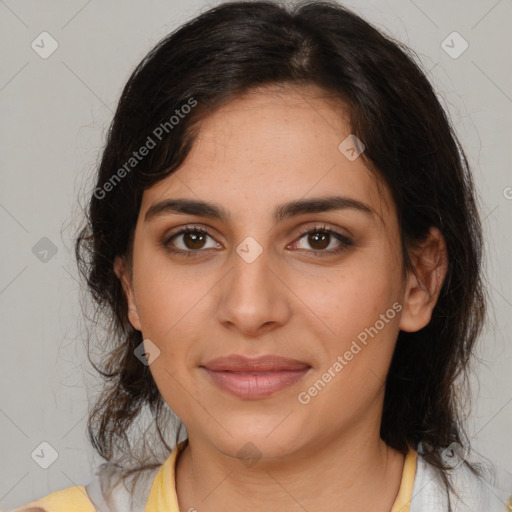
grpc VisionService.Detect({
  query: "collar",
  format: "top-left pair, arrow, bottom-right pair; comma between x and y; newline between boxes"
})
145,439 -> 188,511
391,447 -> 418,512
146,441 -> 417,512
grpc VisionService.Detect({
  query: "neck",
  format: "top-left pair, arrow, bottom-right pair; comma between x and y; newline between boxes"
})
175,425 -> 406,512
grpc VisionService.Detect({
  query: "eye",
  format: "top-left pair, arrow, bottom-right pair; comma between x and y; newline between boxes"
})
162,224 -> 353,258
162,226 -> 221,256
289,225 -> 353,256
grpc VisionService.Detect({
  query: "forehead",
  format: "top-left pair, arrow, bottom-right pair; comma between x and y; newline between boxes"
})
139,85 -> 396,225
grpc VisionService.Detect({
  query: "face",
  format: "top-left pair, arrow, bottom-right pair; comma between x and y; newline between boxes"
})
116,85 -> 435,461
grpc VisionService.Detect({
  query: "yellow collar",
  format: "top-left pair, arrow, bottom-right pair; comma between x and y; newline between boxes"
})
146,441 -> 417,512
391,448 -> 418,512
145,440 -> 187,511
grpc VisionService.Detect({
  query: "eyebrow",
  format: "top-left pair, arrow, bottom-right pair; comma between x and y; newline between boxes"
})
144,195 -> 375,224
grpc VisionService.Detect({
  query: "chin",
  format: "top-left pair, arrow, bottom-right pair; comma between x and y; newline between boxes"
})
203,413 -> 308,462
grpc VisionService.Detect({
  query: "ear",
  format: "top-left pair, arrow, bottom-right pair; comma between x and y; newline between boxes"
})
114,256 -> 142,331
399,227 -> 448,333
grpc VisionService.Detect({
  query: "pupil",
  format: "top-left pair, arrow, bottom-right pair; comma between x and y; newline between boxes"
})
309,231 -> 329,250
186,231 -> 205,249
183,231 -> 332,251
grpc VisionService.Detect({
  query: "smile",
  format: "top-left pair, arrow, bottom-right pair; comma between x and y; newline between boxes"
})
202,368 -> 311,399
201,354 -> 311,399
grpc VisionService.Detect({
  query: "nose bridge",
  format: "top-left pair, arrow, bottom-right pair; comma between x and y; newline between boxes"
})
216,239 -> 290,333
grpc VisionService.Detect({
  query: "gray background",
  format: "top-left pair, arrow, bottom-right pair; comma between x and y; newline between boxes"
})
0,0 -> 511,508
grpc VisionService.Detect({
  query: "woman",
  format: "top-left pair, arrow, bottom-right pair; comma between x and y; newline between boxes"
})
14,1 -> 511,511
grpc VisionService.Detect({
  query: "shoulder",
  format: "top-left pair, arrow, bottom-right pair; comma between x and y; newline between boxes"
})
10,486 -> 95,512
84,460 -> 160,511
11,462 -> 159,512
411,452 -> 512,512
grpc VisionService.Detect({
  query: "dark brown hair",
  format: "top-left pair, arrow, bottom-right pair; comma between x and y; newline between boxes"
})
75,0 -> 486,501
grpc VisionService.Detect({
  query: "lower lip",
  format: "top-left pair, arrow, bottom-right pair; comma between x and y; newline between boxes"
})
202,368 -> 310,399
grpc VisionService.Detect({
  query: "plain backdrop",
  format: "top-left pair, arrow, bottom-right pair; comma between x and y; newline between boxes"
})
0,0 -> 511,508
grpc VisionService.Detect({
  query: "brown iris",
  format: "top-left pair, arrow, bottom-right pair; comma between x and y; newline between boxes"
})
308,231 -> 330,250
184,231 -> 207,250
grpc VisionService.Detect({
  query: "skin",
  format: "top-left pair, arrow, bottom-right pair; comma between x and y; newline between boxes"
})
115,84 -> 447,511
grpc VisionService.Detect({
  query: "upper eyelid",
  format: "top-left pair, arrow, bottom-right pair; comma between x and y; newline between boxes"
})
165,224 -> 219,241
295,223 -> 350,238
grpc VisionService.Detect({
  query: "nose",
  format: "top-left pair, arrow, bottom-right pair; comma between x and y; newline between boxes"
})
215,245 -> 292,337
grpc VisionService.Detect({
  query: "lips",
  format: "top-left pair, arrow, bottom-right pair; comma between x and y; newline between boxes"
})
203,355 -> 310,372
201,355 -> 311,399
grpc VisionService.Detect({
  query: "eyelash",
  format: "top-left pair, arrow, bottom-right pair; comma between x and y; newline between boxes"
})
162,224 -> 354,258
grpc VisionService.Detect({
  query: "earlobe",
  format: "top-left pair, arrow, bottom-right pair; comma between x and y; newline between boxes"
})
399,227 -> 448,333
113,256 -> 142,331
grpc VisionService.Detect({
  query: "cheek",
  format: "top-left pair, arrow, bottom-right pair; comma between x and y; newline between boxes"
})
131,259 -> 216,389
134,265 -> 207,416
295,255 -> 403,411
132,245 -> 203,339
295,253 -> 401,341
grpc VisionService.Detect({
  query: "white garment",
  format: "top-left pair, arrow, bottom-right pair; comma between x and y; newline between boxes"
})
409,455 -> 510,511
85,463 -> 159,512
